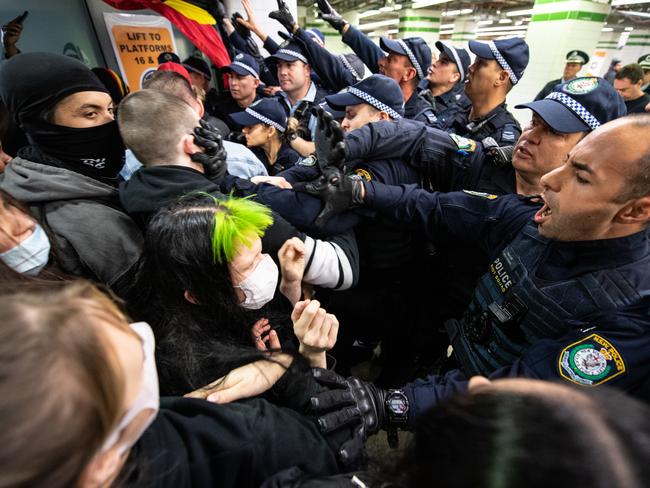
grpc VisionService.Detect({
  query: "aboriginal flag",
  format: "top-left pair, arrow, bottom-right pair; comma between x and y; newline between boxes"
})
102,0 -> 231,68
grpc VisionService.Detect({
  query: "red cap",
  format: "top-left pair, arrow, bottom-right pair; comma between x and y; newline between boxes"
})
157,62 -> 192,86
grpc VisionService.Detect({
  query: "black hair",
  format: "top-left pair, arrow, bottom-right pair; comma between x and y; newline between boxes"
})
382,384 -> 650,488
125,194 -> 285,395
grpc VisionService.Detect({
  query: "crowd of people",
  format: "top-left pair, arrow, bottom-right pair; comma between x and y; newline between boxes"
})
2,0 -> 650,486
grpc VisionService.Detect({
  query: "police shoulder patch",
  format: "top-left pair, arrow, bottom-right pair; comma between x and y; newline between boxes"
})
462,190 -> 498,199
558,333 -> 626,386
298,155 -> 317,167
449,133 -> 477,153
501,124 -> 517,142
355,168 -> 372,181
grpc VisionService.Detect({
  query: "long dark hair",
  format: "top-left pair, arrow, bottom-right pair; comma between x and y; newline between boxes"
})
125,193 -> 279,395
382,383 -> 650,487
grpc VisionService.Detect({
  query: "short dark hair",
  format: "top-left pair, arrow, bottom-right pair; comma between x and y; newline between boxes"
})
615,63 -> 644,84
615,114 -> 650,202
142,70 -> 197,108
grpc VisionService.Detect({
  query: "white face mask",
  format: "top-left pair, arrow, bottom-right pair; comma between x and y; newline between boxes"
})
0,223 -> 50,276
101,322 -> 160,455
235,253 -> 279,310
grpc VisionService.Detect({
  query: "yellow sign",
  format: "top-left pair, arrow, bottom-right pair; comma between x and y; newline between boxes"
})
104,13 -> 178,91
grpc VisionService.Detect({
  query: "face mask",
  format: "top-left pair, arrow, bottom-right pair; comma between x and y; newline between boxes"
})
0,223 -> 51,276
101,322 -> 160,455
236,254 -> 279,310
21,118 -> 125,180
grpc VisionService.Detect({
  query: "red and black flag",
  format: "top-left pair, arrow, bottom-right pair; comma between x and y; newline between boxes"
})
102,0 -> 231,68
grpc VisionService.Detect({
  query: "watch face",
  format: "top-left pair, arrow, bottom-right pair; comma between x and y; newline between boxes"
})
388,396 -> 408,414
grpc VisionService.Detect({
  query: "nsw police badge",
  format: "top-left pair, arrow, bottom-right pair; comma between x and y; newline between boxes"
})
558,333 -> 626,386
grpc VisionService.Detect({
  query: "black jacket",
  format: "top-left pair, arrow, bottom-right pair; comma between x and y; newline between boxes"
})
131,397 -> 340,487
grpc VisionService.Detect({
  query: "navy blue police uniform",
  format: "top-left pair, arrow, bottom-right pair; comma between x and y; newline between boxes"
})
419,41 -> 471,127
229,98 -> 302,175
359,185 -> 650,417
208,53 -> 263,133
439,38 -> 530,145
292,27 -> 364,93
534,50 -> 590,101
339,25 -> 437,126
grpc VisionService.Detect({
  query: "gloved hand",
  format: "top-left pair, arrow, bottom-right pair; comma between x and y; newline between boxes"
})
293,166 -> 364,226
210,0 -> 227,21
269,0 -> 298,34
192,119 -> 228,183
231,12 -> 251,38
312,107 -> 346,172
482,137 -> 514,168
316,0 -> 347,32
310,368 -> 387,469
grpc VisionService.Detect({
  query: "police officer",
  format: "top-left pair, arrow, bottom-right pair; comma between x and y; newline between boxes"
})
182,56 -> 212,94
535,49 -> 589,101
316,0 -> 437,125
300,78 -> 626,372
419,41 -> 471,128
209,52 -> 262,133
639,53 -> 650,95
268,0 -> 364,93
268,39 -> 330,118
442,37 -> 529,145
307,115 -> 650,458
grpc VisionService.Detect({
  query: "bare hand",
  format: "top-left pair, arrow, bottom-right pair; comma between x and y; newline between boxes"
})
292,300 -> 339,367
263,86 -> 283,96
185,355 -> 293,403
278,237 -> 306,283
250,317 -> 282,351
2,17 -> 23,48
239,0 -> 258,31
250,175 -> 293,189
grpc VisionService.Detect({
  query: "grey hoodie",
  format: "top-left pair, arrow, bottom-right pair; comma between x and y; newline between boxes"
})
1,157 -> 143,285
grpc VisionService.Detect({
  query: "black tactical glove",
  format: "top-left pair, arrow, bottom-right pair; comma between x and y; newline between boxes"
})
231,12 -> 251,38
482,136 -> 514,168
316,0 -> 347,32
312,107 -> 346,172
293,166 -> 364,226
269,0 -> 297,34
192,118 -> 228,183
310,369 -> 387,469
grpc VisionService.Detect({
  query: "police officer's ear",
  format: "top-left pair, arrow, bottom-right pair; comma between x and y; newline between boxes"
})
614,195 -> 650,226
402,65 -> 417,83
450,69 -> 461,85
494,68 -> 510,88
377,111 -> 390,121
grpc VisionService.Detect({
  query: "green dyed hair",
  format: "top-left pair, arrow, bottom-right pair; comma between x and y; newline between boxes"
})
204,194 -> 274,264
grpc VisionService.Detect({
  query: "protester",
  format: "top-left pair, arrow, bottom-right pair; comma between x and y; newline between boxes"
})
0,52 -> 142,287
614,63 -> 650,114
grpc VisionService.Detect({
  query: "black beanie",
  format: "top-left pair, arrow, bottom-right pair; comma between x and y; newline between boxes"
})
0,52 -> 108,123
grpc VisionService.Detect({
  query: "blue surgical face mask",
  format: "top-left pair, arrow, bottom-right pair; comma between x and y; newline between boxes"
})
0,223 -> 51,276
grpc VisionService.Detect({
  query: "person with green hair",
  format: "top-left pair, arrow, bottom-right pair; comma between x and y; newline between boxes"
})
125,193 -> 339,396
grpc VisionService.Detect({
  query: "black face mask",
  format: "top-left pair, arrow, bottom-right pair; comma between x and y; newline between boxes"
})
21,118 -> 125,181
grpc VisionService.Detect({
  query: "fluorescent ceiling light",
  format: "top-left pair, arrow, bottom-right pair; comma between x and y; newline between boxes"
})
612,0 -> 650,5
412,0 -> 453,8
359,18 -> 400,30
477,19 -> 494,25
386,28 -> 399,33
476,25 -> 528,33
506,8 -> 534,16
359,10 -> 381,18
379,6 -> 393,12
440,23 -> 454,29
625,26 -> 634,30
617,9 -> 650,17
442,8 -> 473,16
602,27 -> 614,31
498,18 -> 513,24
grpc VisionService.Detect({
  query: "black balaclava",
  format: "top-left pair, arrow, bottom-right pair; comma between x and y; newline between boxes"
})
0,52 -> 125,184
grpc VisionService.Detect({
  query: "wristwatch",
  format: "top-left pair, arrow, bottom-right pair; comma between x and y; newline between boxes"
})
385,389 -> 409,448
286,131 -> 298,142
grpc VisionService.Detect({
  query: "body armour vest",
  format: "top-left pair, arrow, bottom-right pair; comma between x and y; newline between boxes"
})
445,223 -> 650,376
